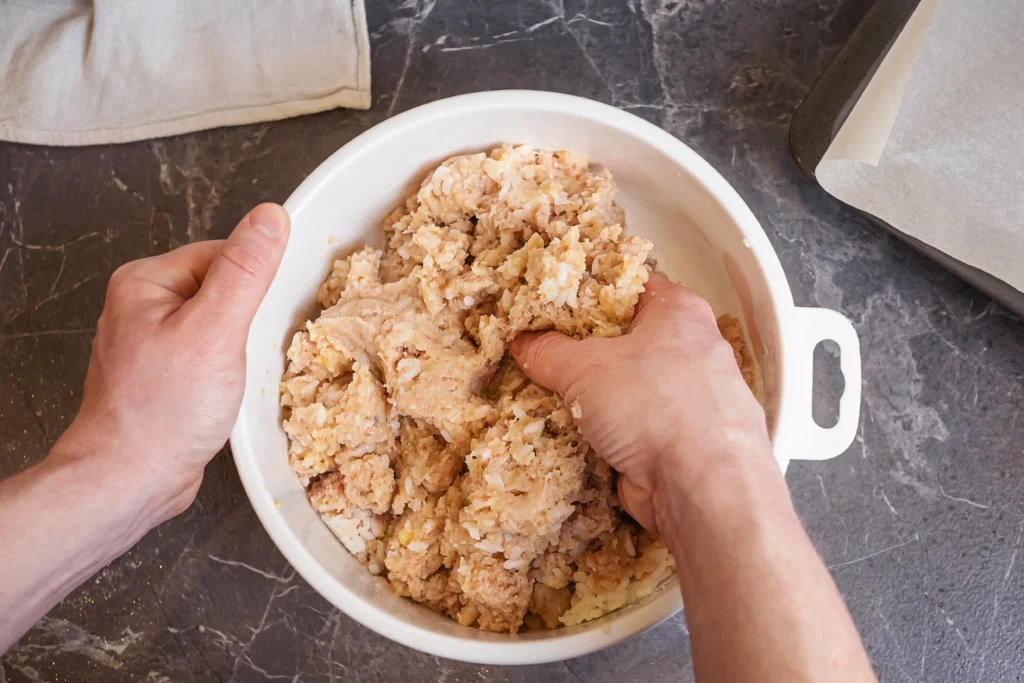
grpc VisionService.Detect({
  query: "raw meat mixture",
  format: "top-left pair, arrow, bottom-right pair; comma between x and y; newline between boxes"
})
280,145 -> 754,632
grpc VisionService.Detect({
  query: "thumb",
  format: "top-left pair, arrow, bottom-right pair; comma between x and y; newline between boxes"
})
509,330 -> 579,395
193,203 -> 290,337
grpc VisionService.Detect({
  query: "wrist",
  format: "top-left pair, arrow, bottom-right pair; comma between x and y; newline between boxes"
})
50,416 -> 202,528
651,436 -> 794,552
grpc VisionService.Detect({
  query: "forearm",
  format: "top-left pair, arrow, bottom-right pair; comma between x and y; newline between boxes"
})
0,440 -> 186,654
656,447 -> 876,682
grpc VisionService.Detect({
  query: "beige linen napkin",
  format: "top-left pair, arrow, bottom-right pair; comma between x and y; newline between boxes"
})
0,0 -> 370,146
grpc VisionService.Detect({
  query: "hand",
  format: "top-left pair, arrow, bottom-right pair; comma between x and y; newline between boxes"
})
510,272 -> 773,536
50,203 -> 290,523
517,274 -> 877,683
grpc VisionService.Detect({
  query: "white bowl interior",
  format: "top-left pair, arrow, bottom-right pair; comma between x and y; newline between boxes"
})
232,93 -> 787,664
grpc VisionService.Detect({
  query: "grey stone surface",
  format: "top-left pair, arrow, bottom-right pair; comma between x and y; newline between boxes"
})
2,0 -> 1023,681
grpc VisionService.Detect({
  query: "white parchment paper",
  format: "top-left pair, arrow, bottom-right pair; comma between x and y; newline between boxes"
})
816,0 -> 1024,294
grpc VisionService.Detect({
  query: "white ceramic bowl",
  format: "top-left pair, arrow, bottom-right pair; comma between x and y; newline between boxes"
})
230,90 -> 862,665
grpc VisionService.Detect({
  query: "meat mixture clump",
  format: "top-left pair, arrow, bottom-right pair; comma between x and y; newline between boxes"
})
281,146 -> 755,632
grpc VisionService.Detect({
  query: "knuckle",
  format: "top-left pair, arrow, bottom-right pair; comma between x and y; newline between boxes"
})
646,291 -> 718,338
218,239 -> 267,280
710,336 -> 739,365
105,263 -> 137,300
108,263 -> 132,287
93,311 -> 112,340
668,289 -> 715,322
690,297 -> 717,323
527,333 -> 561,367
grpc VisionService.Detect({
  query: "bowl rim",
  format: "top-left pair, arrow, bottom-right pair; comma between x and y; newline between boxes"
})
230,89 -> 798,664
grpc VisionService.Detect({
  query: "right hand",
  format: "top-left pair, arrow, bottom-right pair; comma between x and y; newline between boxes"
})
510,272 -> 773,536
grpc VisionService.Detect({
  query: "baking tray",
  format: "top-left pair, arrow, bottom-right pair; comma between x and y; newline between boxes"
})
789,0 -> 1024,317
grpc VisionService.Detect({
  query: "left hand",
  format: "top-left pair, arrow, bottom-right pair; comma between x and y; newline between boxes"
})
50,203 -> 290,521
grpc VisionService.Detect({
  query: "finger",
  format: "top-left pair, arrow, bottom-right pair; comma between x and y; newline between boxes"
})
508,330 -> 579,395
629,271 -> 716,332
633,270 -> 684,316
189,203 -> 290,339
117,241 -> 224,301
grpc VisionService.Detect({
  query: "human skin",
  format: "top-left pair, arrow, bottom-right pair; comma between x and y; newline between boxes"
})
0,203 -> 290,655
0,213 -> 875,681
511,272 -> 877,682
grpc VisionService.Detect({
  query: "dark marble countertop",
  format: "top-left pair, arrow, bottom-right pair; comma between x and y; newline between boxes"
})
3,1 -> 1023,681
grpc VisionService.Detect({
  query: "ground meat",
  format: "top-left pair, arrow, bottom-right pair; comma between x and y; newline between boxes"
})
283,362 -> 395,484
281,145 -> 756,632
719,314 -> 757,392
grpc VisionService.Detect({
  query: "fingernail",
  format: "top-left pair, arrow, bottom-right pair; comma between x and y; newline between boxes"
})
508,336 -> 525,356
251,204 -> 288,240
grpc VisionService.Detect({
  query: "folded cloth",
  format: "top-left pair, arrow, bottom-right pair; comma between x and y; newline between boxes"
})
0,0 -> 370,146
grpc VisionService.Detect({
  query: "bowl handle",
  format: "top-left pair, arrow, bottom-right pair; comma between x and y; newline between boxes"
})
789,307 -> 862,461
